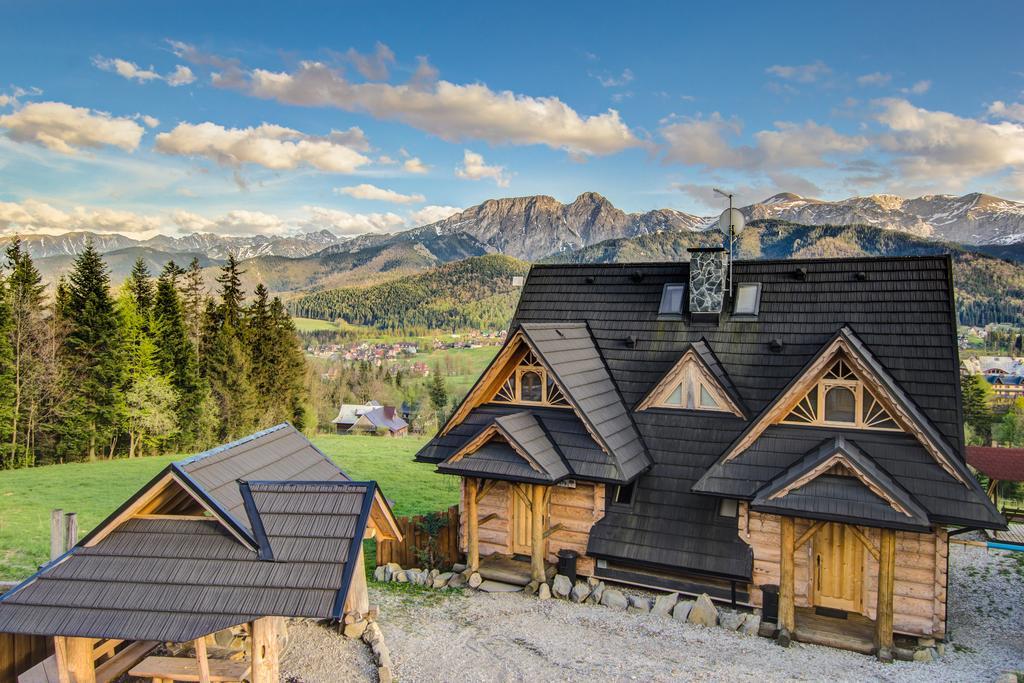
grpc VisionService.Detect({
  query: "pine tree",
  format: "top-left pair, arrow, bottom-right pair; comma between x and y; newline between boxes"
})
216,254 -> 245,329
5,238 -> 46,468
0,269 -> 15,468
428,368 -> 448,412
118,286 -> 174,457
62,241 -> 124,461
181,257 -> 206,347
153,263 -> 206,448
125,257 -> 154,321
961,374 -> 994,444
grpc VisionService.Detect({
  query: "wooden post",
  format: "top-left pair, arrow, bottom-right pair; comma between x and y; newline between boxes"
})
50,509 -> 64,561
343,543 -> 370,617
530,484 -> 546,583
194,637 -> 211,683
466,477 -> 479,572
64,513 -> 78,552
54,636 -> 96,683
778,516 -> 796,645
875,528 -> 896,662
250,617 -> 280,683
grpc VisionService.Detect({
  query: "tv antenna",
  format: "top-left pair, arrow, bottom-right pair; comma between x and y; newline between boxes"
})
713,188 -> 745,290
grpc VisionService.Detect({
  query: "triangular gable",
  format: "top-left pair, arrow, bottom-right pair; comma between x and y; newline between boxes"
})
751,436 -> 930,528
79,465 -> 258,551
441,412 -> 570,482
636,340 -> 746,417
719,327 -> 973,487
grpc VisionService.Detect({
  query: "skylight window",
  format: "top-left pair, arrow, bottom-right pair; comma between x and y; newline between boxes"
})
658,283 -> 686,316
733,282 -> 761,316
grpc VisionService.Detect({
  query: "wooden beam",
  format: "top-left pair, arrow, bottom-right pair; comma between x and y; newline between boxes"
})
132,514 -> 210,521
794,520 -> 825,551
478,512 -> 499,526
510,483 -> 532,511
50,509 -> 64,560
466,477 -> 480,572
778,516 -> 796,640
530,484 -> 546,583
542,522 -> 565,539
55,637 -> 96,683
343,544 -> 370,617
194,638 -> 211,683
250,618 -> 280,683
53,636 -> 71,683
847,525 -> 880,561
476,479 -> 497,504
875,528 -> 896,661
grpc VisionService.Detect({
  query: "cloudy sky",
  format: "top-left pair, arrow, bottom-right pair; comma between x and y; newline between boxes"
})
2,1 -> 1024,239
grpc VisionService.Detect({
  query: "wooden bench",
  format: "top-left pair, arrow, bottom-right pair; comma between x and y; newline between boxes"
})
1002,505 -> 1024,523
129,655 -> 251,682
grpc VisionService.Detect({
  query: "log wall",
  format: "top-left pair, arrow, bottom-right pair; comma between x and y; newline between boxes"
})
459,478 -> 606,575
0,632 -> 53,682
740,505 -> 948,637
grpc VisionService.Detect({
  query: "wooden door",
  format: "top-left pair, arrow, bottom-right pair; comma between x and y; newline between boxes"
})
511,485 -> 533,555
812,522 -> 864,613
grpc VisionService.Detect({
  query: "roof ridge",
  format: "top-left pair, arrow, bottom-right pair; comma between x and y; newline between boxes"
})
175,422 -> 293,467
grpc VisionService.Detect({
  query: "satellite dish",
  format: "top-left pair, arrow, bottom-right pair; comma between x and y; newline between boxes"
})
718,208 -> 745,235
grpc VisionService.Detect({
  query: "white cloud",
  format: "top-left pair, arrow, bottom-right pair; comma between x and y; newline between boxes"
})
300,206 -> 406,235
0,198 -> 161,235
857,72 -> 892,87
660,113 -> 866,170
93,57 -> 161,83
0,86 -> 42,108
900,80 -> 931,95
403,157 -> 429,174
377,155 -> 397,165
345,42 -> 395,81
765,61 -> 831,83
336,183 -> 425,203
140,115 -> 160,128
455,149 -> 509,186
166,65 -> 196,86
154,121 -> 372,173
592,68 -> 634,88
175,46 -> 639,156
989,101 -> 1024,122
0,101 -> 145,154
408,205 -> 461,225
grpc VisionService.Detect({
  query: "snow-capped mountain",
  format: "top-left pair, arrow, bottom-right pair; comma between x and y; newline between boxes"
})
740,192 -> 1024,245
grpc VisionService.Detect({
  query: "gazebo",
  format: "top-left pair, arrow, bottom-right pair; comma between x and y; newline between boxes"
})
967,445 -> 1024,547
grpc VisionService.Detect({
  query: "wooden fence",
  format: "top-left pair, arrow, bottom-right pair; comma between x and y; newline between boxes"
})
375,505 -> 462,569
0,632 -> 53,682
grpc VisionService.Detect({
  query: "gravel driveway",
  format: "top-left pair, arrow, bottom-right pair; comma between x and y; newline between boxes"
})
284,543 -> 1023,682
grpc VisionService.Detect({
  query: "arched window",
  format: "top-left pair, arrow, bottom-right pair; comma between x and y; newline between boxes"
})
520,371 -> 542,402
781,358 -> 900,431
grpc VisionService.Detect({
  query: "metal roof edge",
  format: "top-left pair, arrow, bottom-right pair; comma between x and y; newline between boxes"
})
331,481 -> 376,620
171,463 -> 258,551
238,481 -> 274,562
175,423 -> 292,467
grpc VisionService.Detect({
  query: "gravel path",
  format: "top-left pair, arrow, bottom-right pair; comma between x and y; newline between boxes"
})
280,620 -> 376,682
285,543 -> 1023,682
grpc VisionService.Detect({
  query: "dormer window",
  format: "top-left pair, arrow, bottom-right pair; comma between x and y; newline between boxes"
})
493,348 -> 570,407
733,282 -> 761,316
782,358 -> 899,430
637,348 -> 742,415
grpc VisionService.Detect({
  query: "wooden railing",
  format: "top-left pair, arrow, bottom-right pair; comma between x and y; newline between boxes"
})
375,505 -> 462,569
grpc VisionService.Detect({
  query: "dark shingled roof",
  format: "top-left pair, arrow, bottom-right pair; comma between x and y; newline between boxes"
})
750,436 -> 931,531
503,256 -> 1001,578
0,426 -> 381,642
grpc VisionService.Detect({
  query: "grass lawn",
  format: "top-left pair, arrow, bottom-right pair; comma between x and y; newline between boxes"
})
293,317 -> 343,332
0,433 -> 457,581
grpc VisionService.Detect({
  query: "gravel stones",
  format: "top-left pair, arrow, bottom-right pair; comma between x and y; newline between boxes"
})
586,581 -> 606,605
538,582 -> 551,600
687,593 -> 718,627
600,589 -> 628,610
719,610 -> 746,631
738,613 -> 761,636
551,574 -> 572,598
570,581 -> 591,603
628,595 -> 651,613
651,591 -> 679,617
672,601 -> 693,622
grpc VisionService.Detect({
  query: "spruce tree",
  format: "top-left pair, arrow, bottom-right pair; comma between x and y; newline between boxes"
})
153,263 -> 205,448
961,374 -> 994,444
181,257 -> 206,347
125,257 -> 154,320
62,241 -> 124,460
216,254 -> 245,329
5,238 -> 46,467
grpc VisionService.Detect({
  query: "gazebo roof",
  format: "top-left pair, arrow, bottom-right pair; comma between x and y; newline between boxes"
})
967,446 -> 1024,482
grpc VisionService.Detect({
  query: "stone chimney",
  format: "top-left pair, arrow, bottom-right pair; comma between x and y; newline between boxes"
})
687,247 -> 727,316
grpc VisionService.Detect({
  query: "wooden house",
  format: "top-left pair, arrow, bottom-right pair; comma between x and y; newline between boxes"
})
0,423 -> 400,682
416,250 -> 1005,659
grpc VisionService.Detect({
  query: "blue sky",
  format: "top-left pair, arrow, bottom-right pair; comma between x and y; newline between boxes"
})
2,0 -> 1024,238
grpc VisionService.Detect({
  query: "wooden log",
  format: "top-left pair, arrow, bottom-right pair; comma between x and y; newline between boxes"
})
779,516 -> 795,635
466,477 -> 480,571
54,637 -> 95,683
250,617 -> 280,683
64,513 -> 78,553
344,545 -> 370,617
875,528 -> 896,659
194,638 -> 211,683
50,510 -> 64,561
530,484 -> 545,583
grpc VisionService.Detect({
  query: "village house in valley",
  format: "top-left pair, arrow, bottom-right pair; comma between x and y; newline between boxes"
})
0,424 -> 400,682
415,249 -> 1006,659
332,401 -> 409,436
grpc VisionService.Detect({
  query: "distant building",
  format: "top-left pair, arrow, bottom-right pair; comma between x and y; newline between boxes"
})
331,401 -> 381,433
348,406 -> 409,437
986,374 -> 1024,406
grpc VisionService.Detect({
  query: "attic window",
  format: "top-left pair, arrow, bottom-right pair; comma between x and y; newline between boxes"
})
612,481 -> 636,506
718,498 -> 738,518
642,353 -> 730,412
493,348 -> 570,408
733,282 -> 762,316
781,358 -> 900,431
658,284 -> 686,316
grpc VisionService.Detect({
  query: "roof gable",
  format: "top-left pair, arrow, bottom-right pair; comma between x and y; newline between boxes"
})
716,327 -> 973,487
437,411 -> 571,483
636,340 -> 747,417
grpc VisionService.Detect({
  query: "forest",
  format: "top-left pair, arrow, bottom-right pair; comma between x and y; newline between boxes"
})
0,240 -> 307,470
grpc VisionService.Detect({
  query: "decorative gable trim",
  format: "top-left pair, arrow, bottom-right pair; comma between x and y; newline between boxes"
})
721,327 -> 972,487
636,343 -> 745,417
765,452 -> 912,517
445,423 -> 545,474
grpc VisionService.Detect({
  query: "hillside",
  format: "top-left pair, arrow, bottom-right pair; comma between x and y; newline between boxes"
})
35,247 -> 221,286
546,220 -> 1024,326
289,254 -> 530,333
